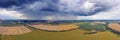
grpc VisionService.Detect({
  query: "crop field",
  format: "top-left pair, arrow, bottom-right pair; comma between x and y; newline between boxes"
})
108,23 -> 120,32
0,22 -> 120,40
30,24 -> 79,31
1,29 -> 120,40
0,26 -> 31,35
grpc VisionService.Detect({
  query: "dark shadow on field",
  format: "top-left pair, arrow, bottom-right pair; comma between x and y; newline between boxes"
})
109,29 -> 120,37
21,23 -> 37,31
0,34 -> 1,40
102,22 -> 120,36
84,32 -> 97,34
106,25 -> 120,36
39,28 -> 79,32
28,27 -> 79,32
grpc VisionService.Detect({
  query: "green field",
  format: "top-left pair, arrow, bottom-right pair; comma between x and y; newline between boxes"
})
75,22 -> 107,31
1,29 -> 120,40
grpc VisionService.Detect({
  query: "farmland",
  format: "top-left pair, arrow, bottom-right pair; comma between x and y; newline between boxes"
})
1,29 -> 120,40
29,24 -> 79,31
0,21 -> 120,40
108,23 -> 120,32
0,26 -> 31,35
75,22 -> 107,32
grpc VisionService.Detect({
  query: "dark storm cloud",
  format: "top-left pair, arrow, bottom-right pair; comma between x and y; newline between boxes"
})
0,0 -> 110,16
12,0 -> 115,20
0,0 -> 38,8
12,0 -> 64,20
0,0 -> 60,19
0,0 -> 119,20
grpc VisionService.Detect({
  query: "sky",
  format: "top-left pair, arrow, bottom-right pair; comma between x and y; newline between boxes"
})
0,0 -> 120,20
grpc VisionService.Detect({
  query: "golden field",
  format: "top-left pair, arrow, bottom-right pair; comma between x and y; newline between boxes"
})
1,22 -> 120,40
0,26 -> 31,35
1,29 -> 120,40
30,24 -> 79,31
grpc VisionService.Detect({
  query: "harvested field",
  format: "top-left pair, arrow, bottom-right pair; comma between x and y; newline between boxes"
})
0,26 -> 32,35
30,24 -> 79,31
108,23 -> 120,32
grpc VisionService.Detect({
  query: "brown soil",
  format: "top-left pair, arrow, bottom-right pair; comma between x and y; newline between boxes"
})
108,23 -> 120,32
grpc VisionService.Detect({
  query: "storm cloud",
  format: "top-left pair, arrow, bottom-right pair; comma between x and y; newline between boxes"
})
0,0 -> 120,20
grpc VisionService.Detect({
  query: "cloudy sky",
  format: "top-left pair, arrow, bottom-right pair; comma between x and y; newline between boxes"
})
0,0 -> 120,20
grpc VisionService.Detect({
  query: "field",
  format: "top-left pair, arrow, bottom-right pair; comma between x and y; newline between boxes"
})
108,23 -> 120,32
0,26 -> 31,35
30,24 -> 79,31
1,21 -> 120,40
75,22 -> 106,32
1,29 -> 120,40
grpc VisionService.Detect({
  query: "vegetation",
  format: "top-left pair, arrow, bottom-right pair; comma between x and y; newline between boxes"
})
76,22 -> 106,31
0,22 -> 22,26
24,25 -> 37,31
1,22 -> 120,40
